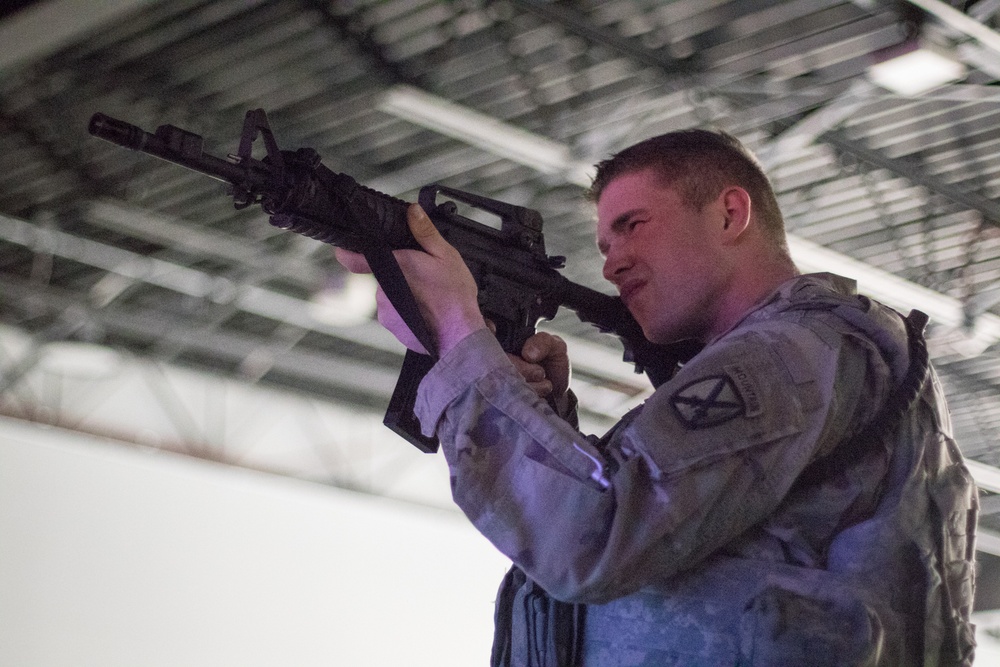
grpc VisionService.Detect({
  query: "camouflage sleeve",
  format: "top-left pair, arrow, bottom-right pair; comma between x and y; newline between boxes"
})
415,321 -> 886,604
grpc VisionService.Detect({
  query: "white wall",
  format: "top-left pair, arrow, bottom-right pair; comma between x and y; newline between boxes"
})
0,417 -> 511,667
8,415 -> 1000,666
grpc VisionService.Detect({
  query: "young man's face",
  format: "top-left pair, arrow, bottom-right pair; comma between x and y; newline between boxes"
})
596,167 -> 730,344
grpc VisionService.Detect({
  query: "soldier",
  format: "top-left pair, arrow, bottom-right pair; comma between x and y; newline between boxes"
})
337,130 -> 978,666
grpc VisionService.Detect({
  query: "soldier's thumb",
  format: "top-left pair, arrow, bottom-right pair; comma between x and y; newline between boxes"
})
406,203 -> 449,256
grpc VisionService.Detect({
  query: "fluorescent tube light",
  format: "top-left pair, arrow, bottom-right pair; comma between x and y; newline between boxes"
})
378,85 -> 594,184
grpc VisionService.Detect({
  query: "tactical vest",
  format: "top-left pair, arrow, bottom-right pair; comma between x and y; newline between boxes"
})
492,299 -> 978,667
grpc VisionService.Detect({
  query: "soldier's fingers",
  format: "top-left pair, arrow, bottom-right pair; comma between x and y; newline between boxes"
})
511,357 -> 553,398
508,354 -> 545,382
526,378 -> 554,398
406,203 -> 455,258
522,332 -> 568,363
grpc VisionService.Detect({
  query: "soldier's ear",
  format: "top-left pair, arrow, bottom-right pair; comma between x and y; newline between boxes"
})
719,186 -> 751,243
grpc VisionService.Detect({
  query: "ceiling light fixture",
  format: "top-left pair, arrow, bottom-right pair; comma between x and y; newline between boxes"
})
867,39 -> 967,95
378,85 -> 594,185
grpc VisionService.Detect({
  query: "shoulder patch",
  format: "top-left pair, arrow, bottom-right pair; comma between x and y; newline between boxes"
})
670,375 -> 746,429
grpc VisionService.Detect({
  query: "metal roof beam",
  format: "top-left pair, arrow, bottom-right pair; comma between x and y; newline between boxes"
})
0,273 -> 401,406
0,0 -> 160,74
506,0 -> 697,77
0,211 -> 402,353
299,0 -> 424,89
903,0 -> 1000,56
818,128 -> 1000,229
83,200 -> 326,287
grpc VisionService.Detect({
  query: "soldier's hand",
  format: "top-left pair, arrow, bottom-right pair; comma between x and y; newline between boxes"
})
335,203 -> 486,356
508,332 -> 570,408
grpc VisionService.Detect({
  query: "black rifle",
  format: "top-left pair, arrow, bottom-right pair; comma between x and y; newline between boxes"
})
88,109 -> 688,452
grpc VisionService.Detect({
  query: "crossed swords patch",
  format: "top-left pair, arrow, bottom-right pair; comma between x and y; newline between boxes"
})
670,374 -> 747,429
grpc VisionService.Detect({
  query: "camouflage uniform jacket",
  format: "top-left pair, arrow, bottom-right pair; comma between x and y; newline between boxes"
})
414,273 -> 978,666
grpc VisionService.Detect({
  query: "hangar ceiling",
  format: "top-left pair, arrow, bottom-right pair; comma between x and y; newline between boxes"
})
3,0 -> 1000,561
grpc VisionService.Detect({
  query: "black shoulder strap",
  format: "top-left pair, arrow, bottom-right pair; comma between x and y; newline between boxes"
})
798,308 -> 930,487
866,308 -> 930,441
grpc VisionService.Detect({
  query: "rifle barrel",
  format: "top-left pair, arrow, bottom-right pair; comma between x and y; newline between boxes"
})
88,113 -> 269,188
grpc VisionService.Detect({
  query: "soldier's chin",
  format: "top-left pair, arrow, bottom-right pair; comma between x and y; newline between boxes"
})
643,326 -> 677,346
644,320 -> 698,346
